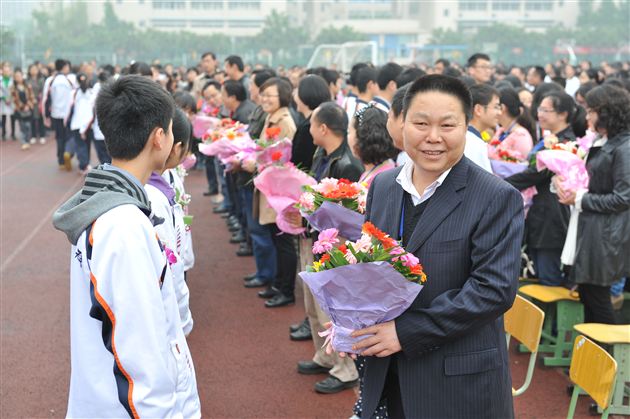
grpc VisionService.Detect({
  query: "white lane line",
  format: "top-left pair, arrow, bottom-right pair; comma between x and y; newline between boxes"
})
0,176 -> 84,273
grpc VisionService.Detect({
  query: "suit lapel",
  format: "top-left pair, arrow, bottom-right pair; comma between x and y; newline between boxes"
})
405,158 -> 469,254
385,176 -> 405,239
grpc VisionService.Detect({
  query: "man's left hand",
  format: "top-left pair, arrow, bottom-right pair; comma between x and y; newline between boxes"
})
351,321 -> 402,357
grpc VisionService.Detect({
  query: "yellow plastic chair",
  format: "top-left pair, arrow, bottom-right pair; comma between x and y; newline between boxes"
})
573,323 -> 630,416
519,284 -> 583,366
505,295 -> 545,396
567,335 -> 617,419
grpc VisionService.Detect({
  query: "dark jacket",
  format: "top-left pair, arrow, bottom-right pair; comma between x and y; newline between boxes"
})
505,126 -> 575,249
571,131 -> 630,286
290,116 -> 317,172
362,157 -> 522,419
311,140 -> 363,182
232,99 -> 256,125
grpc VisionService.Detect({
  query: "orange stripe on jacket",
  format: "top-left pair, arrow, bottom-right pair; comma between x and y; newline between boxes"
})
89,273 -> 140,419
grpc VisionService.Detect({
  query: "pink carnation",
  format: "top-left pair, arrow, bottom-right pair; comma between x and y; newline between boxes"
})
351,234 -> 373,254
399,253 -> 420,267
312,228 -> 340,254
298,192 -> 316,212
312,178 -> 338,195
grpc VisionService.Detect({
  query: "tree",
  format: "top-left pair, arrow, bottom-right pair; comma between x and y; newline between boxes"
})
313,25 -> 367,45
253,10 -> 309,65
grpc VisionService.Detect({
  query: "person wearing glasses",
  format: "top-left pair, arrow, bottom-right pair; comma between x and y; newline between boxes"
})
505,91 -> 586,287
467,53 -> 493,85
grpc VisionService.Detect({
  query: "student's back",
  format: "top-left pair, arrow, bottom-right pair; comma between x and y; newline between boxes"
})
53,75 -> 201,418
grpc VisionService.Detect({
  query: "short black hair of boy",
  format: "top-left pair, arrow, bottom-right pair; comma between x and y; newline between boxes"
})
225,55 -> 244,72
435,58 -> 451,68
353,106 -> 398,165
313,102 -> 348,138
322,69 -> 340,88
172,107 -> 192,156
129,61 -> 152,77
96,75 -> 175,160
403,75 -> 473,124
348,62 -> 369,86
201,51 -> 216,60
467,53 -> 491,68
356,67 -> 378,94
259,77 -> 293,108
391,82 -> 411,117
469,83 -> 500,107
223,79 -> 247,102
396,67 -> 425,87
55,59 -> 67,72
298,75 -> 331,111
377,63 -> 403,90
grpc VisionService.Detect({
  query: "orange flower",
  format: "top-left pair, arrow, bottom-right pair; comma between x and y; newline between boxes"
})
271,151 -> 283,161
265,126 -> 281,139
226,131 -> 236,140
320,254 -> 331,263
322,183 -> 361,200
338,244 -> 348,254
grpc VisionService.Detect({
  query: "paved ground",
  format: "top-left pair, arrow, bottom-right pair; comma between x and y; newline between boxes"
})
1,138 -> 599,418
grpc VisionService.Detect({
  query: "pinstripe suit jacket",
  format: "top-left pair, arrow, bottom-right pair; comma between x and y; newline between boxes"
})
362,157 -> 524,419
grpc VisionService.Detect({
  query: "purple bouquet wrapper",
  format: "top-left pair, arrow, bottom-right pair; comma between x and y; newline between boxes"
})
299,261 -> 423,354
304,201 -> 364,241
490,159 -> 528,179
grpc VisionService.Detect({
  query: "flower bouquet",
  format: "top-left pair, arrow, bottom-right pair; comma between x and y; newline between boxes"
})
488,140 -> 537,212
255,126 -> 292,170
296,178 -> 367,241
253,164 -> 317,234
299,222 -> 427,353
198,122 -> 251,162
175,188 -> 193,227
192,114 -> 220,139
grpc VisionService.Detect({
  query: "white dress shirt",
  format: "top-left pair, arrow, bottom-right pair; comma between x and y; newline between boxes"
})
465,130 -> 493,173
395,160 -> 452,206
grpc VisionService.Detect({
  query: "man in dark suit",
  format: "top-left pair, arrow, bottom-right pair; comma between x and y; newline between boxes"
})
347,75 -> 524,418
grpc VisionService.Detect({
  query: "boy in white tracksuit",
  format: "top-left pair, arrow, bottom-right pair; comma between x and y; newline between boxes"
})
53,75 -> 200,418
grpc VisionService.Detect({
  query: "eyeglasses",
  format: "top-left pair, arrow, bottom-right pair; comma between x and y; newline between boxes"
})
474,65 -> 493,71
260,93 -> 279,99
485,104 -> 502,111
537,107 -> 557,114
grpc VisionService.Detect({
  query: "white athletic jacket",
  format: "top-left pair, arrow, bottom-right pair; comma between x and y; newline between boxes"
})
66,204 -> 200,418
145,183 -> 194,336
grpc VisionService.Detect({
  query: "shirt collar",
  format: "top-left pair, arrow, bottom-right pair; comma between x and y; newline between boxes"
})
102,163 -> 144,190
371,96 -> 391,109
395,160 -> 451,206
268,107 -> 290,124
467,125 -> 482,139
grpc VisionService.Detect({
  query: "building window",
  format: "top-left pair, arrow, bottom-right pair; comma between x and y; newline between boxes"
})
524,1 -> 552,10
151,18 -> 188,27
189,19 -> 224,28
492,0 -> 520,11
227,20 -> 263,28
459,1 -> 487,11
191,1 -> 223,9
152,1 -> 185,9
348,9 -> 374,19
228,1 -> 260,9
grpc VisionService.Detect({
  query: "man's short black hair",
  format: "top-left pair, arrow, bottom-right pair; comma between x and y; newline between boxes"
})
253,69 -> 276,88
298,75 -> 331,111
54,59 -> 67,72
129,61 -> 152,77
467,53 -> 491,68
391,82 -> 411,117
353,106 -> 398,165
202,79 -> 222,93
530,66 -> 546,81
322,69 -> 340,87
225,55 -> 244,72
436,58 -> 451,67
259,77 -> 293,108
201,51 -> 216,60
396,68 -> 425,87
313,102 -> 348,138
223,79 -> 247,102
403,75 -> 472,123
356,67 -> 378,94
469,84 -> 500,107
376,62 -> 403,91
96,75 -> 175,160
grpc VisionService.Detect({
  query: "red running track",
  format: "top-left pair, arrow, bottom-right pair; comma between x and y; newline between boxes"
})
0,138 -> 598,418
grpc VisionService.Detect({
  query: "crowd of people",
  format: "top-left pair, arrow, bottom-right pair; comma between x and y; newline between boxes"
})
3,50 -> 628,417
